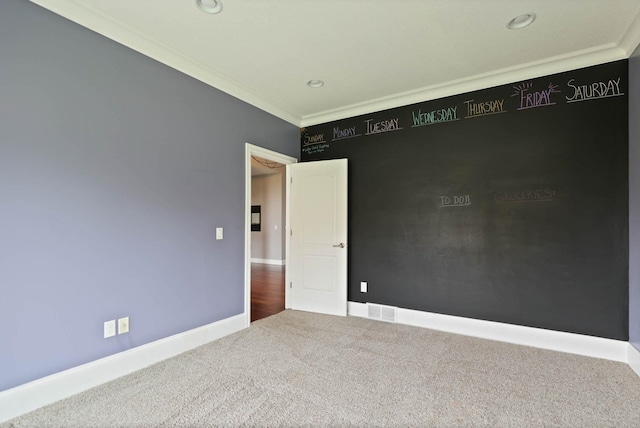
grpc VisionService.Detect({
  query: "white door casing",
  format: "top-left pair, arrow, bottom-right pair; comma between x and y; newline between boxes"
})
287,159 -> 348,316
245,143 -> 297,328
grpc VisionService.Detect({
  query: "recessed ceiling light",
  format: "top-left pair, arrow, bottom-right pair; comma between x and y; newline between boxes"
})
507,13 -> 536,30
196,0 -> 223,14
307,80 -> 324,88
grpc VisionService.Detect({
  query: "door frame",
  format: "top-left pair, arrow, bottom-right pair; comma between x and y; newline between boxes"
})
244,143 -> 297,327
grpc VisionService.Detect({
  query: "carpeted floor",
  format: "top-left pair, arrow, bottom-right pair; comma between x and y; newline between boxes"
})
4,310 -> 640,427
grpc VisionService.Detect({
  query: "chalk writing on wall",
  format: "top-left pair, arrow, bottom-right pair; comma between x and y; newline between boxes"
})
364,118 -> 402,135
513,82 -> 560,110
565,77 -> 623,103
411,106 -> 459,127
301,131 -> 328,154
493,188 -> 557,202
464,99 -> 506,119
332,125 -> 361,141
438,194 -> 471,208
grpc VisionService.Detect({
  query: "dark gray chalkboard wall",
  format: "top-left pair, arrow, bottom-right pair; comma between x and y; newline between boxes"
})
301,60 -> 629,340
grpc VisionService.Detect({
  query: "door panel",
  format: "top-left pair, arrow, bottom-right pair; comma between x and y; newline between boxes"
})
288,159 -> 347,316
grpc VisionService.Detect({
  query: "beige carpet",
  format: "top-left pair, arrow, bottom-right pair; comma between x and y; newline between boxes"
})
4,310 -> 640,427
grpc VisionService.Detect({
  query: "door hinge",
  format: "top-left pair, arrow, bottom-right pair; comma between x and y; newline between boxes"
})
289,282 -> 292,289
290,229 -> 292,236
290,177 -> 293,184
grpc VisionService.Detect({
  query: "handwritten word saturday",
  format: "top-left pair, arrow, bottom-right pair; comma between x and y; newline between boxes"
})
565,77 -> 622,103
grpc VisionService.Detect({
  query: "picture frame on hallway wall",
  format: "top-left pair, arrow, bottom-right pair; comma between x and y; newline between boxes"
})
251,205 -> 261,232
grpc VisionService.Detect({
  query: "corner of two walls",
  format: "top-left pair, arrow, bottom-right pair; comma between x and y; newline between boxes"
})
629,51 -> 640,352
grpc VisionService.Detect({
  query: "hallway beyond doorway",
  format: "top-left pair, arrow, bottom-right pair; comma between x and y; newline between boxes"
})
251,263 -> 285,322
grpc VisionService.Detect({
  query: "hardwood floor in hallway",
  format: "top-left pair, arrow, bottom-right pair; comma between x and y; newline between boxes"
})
251,263 -> 285,322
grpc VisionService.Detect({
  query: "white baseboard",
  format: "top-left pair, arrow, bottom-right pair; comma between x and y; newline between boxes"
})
250,258 -> 285,265
348,302 -> 628,363
629,344 -> 640,378
0,313 -> 246,424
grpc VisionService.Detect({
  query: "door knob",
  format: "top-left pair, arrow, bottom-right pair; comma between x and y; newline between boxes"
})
333,243 -> 345,248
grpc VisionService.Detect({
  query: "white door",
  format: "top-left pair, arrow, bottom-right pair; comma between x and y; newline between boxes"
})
287,159 -> 347,316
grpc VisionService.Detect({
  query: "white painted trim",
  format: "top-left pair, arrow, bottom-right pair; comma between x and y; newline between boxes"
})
245,144 -> 297,328
617,2 -> 640,56
250,258 -> 285,265
28,0 -> 301,126
0,313 -> 246,424
300,44 -> 626,127
348,302 -> 628,363
28,0 -> 640,128
629,344 -> 640,378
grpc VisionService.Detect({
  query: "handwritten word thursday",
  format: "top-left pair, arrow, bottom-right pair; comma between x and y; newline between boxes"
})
464,99 -> 506,118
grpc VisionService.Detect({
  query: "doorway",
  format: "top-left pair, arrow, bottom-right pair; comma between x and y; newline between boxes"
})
244,144 -> 297,327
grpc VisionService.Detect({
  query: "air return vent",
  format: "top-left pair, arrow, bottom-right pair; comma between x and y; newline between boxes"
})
367,303 -> 397,323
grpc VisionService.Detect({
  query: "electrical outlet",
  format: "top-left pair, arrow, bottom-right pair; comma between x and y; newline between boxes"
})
360,281 -> 368,293
216,227 -> 223,240
118,317 -> 129,334
104,320 -> 116,338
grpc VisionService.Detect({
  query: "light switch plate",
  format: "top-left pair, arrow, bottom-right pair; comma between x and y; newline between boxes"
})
104,320 -> 116,338
216,227 -> 223,240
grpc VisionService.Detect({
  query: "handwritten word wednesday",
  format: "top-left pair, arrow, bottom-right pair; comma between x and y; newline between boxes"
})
411,106 -> 458,127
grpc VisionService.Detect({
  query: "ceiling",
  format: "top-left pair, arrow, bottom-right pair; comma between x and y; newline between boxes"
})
31,0 -> 640,127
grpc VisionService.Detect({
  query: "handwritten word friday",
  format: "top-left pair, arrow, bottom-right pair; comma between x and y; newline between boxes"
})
513,82 -> 560,110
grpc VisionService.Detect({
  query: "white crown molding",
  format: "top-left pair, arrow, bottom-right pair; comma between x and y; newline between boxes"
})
348,302 -> 629,364
28,0 -> 302,126
617,1 -> 640,56
0,313 -> 246,424
301,44 -> 627,127
28,1 -> 640,128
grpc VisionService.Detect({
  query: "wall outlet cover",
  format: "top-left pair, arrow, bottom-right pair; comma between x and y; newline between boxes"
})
118,317 -> 129,334
360,281 -> 368,293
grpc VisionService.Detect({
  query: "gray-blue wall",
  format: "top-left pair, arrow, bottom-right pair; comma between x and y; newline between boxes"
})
630,49 -> 640,351
0,0 -> 299,391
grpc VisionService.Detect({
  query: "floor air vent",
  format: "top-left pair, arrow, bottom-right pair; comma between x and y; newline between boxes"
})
367,303 -> 397,323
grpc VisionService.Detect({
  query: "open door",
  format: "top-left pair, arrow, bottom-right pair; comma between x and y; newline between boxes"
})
287,159 -> 347,316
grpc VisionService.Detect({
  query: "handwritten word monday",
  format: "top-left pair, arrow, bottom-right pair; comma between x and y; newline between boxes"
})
411,106 -> 458,127
565,77 -> 622,103
464,99 -> 505,118
333,126 -> 359,141
513,82 -> 560,110
365,118 -> 401,135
